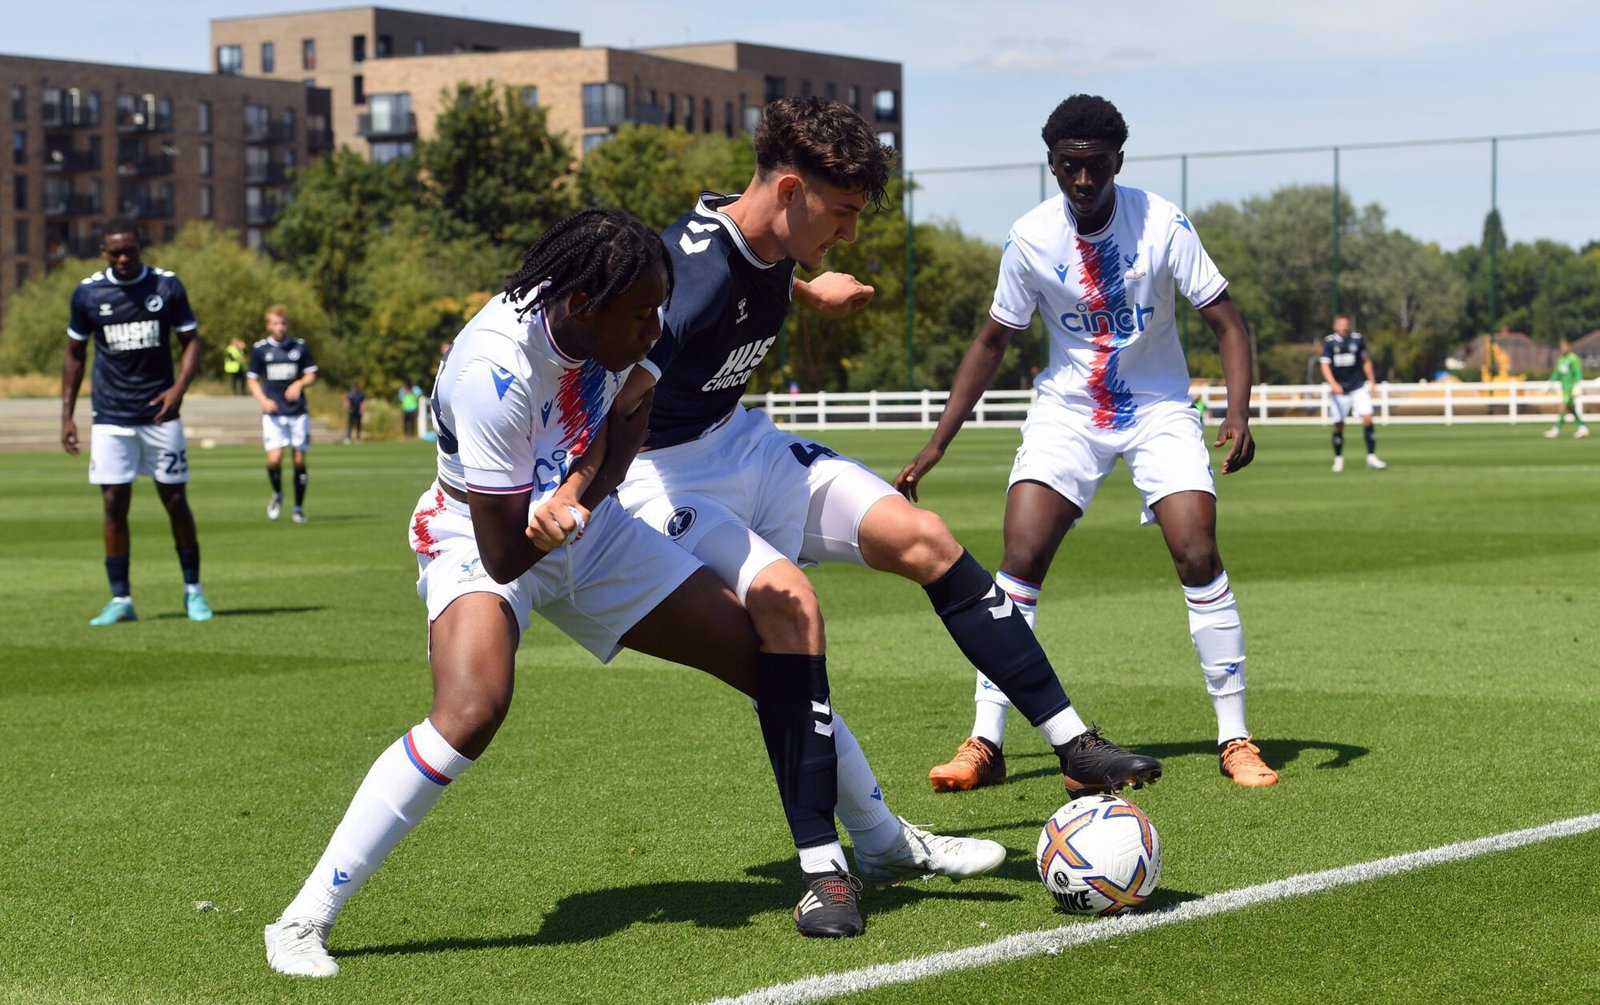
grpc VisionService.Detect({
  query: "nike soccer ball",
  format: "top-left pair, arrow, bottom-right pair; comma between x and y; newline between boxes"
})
1035,793 -> 1161,916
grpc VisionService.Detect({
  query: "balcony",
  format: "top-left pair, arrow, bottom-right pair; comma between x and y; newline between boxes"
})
44,194 -> 103,217
120,197 -> 174,219
116,155 -> 174,177
357,112 -> 416,138
244,121 -> 297,144
117,111 -> 173,134
43,149 -> 102,173
45,237 -> 100,262
245,162 -> 293,184
245,203 -> 281,225
633,102 -> 665,126
42,108 -> 101,130
306,127 -> 334,152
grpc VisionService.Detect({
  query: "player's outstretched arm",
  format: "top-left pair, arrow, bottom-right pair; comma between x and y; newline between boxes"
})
894,316 -> 1019,502
1200,292 -> 1255,474
60,339 -> 87,455
794,272 -> 875,318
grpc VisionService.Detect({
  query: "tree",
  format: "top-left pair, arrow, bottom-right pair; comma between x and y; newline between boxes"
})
577,125 -> 754,231
418,82 -> 577,248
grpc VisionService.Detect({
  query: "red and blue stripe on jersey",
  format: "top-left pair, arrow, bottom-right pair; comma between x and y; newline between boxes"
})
555,359 -> 609,460
1074,235 -> 1138,431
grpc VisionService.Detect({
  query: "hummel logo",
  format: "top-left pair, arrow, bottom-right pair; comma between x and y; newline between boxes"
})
811,699 -> 834,738
735,298 -> 748,325
985,584 -> 1015,620
686,220 -> 720,234
331,868 -> 351,886
1053,264 -> 1070,283
490,365 -> 514,400
540,400 -> 553,426
99,303 -> 114,315
679,232 -> 712,255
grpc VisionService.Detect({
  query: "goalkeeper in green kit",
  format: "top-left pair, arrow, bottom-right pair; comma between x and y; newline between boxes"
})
1544,339 -> 1589,439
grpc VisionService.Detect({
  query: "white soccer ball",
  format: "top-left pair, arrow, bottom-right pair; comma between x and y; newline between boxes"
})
1035,793 -> 1161,916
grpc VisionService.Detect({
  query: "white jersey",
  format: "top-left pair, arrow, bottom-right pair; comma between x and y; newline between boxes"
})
430,292 -> 628,505
991,185 -> 1227,431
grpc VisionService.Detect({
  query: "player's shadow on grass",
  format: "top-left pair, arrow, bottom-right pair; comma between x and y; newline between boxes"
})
148,605 -> 325,619
1004,737 -> 1369,784
343,856 -> 1023,957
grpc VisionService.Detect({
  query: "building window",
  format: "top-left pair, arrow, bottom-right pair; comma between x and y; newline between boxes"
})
13,174 -> 26,210
247,227 -> 264,250
11,129 -> 23,165
520,86 -> 539,108
302,39 -> 316,70
413,37 -> 426,55
199,100 -> 212,134
10,85 -> 23,121
724,101 -> 734,136
352,35 -> 366,63
261,42 -> 275,73
877,131 -> 897,149
217,45 -> 242,75
847,85 -> 860,110
367,92 -> 411,134
16,262 -> 28,286
665,92 -> 676,128
800,79 -> 812,97
14,219 -> 28,254
744,105 -> 762,134
683,94 -> 694,132
353,75 -> 365,105
200,185 -> 213,219
581,82 -> 628,128
158,97 -> 173,130
376,34 -> 392,58
826,82 -> 837,100
370,140 -> 414,164
873,89 -> 898,122
704,98 -> 712,132
199,143 -> 212,176
582,133 -> 609,154
764,76 -> 785,104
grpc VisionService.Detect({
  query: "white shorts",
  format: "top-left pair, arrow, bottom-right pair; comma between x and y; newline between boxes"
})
1331,386 -> 1373,423
88,420 -> 189,485
616,407 -> 897,590
1009,399 -> 1214,526
262,413 -> 312,451
408,483 -> 700,663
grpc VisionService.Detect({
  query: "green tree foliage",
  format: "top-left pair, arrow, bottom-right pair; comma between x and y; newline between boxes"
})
577,125 -> 755,231
0,222 -> 327,379
418,82 -> 577,248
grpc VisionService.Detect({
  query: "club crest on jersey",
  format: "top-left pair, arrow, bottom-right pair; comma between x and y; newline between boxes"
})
144,294 -> 164,313
457,557 -> 486,582
665,506 -> 696,538
287,348 -> 301,361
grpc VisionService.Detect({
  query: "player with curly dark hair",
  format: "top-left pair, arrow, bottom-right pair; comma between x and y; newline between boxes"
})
900,94 -> 1279,792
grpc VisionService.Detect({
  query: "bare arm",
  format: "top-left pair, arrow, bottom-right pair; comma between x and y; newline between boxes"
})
469,488 -> 550,584
793,272 -> 875,318
1319,358 -> 1340,390
150,330 -> 203,423
527,381 -> 656,551
1362,356 -> 1378,386
60,339 -> 87,455
893,316 -> 1021,501
285,368 -> 317,402
1200,292 -> 1255,474
247,375 -> 278,413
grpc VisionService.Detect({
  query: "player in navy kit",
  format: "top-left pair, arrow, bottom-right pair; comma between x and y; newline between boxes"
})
60,218 -> 211,625
248,304 -> 319,522
611,97 -> 1161,807
1320,313 -> 1386,471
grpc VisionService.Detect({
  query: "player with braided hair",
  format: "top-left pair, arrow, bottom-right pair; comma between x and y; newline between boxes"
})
263,208 -> 986,976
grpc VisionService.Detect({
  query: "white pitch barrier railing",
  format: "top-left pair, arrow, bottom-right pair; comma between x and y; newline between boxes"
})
419,380 -> 1594,438
740,380 -> 1597,431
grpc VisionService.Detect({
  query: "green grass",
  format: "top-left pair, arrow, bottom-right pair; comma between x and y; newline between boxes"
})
2,424 -> 1597,1003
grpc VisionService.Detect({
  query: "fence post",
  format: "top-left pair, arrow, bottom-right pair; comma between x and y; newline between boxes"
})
1257,383 -> 1269,421
1509,380 -> 1518,422
1444,381 -> 1453,425
817,390 -> 827,430
1380,382 -> 1390,423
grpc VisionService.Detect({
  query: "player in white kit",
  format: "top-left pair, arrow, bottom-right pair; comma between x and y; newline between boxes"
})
898,95 -> 1279,791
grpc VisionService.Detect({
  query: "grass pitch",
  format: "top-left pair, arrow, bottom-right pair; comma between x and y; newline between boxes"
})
2,423 -> 1597,1003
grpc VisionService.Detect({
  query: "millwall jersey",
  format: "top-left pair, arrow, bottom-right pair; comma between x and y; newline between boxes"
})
247,336 -> 318,417
429,291 -> 628,507
1319,331 -> 1369,393
642,192 -> 794,448
991,185 -> 1227,430
67,265 -> 198,425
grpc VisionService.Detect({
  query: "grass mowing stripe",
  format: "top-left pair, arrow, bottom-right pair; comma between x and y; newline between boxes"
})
708,811 -> 1600,1005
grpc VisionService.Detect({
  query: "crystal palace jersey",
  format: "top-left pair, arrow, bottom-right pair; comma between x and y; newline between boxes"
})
640,192 -> 795,448
248,336 -> 318,417
991,185 -> 1227,430
67,266 -> 198,425
1319,331 -> 1369,393
429,291 -> 628,506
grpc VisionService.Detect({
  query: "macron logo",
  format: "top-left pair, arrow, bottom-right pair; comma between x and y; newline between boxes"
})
490,365 -> 514,400
540,400 -> 553,426
1175,212 -> 1193,232
331,868 -> 351,886
1053,264 -> 1070,284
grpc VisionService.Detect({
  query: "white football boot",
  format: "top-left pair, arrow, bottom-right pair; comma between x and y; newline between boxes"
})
1331,456 -> 1345,473
264,917 -> 338,978
854,817 -> 1007,883
1365,454 -> 1388,470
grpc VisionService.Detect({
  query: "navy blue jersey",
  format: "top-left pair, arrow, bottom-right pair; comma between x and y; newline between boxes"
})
248,336 -> 318,417
67,266 -> 198,425
642,193 -> 795,448
1319,331 -> 1369,392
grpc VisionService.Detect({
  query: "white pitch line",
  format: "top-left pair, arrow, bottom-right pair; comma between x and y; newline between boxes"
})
706,811 -> 1600,1005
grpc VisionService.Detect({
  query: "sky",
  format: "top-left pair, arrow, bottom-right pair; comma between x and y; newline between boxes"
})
8,0 -> 1599,251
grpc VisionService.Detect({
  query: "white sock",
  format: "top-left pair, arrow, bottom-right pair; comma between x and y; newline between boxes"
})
799,841 -> 849,874
968,572 -> 1043,743
281,719 -> 474,926
831,712 -> 901,857
1037,705 -> 1089,747
1183,572 -> 1250,745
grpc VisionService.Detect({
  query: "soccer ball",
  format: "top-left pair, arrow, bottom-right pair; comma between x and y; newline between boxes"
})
1035,793 -> 1161,916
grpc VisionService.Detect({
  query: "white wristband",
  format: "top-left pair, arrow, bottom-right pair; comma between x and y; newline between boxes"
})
565,505 -> 586,543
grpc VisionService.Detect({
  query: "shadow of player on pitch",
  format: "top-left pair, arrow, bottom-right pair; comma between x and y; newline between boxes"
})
1003,737 -> 1369,785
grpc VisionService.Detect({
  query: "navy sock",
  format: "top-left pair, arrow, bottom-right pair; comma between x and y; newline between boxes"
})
923,550 -> 1071,727
293,466 -> 308,507
753,653 -> 839,850
1332,431 -> 1344,456
105,556 -> 130,598
176,546 -> 201,586
268,466 -> 283,494
1364,426 -> 1376,454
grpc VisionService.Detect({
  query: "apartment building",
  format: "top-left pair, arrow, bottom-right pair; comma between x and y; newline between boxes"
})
1,54 -> 329,317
